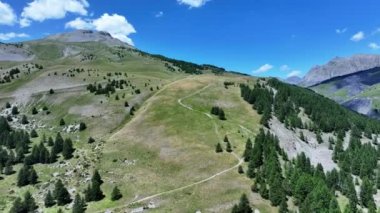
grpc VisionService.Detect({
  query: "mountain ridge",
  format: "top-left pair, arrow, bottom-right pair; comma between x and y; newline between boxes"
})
301,54 -> 380,87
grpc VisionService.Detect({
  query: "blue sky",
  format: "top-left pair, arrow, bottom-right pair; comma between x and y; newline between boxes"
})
1,0 -> 380,78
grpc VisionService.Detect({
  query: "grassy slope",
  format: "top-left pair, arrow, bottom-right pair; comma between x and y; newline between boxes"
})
96,75 -> 275,213
0,41 -> 273,212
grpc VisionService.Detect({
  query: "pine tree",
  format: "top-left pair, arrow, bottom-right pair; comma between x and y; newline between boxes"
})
224,135 -> 229,143
17,164 -> 29,187
226,141 -> 233,153
28,166 -> 38,185
11,106 -> 19,115
32,107 -> 38,115
54,179 -> 71,206
79,122 -> 87,131
62,138 -> 74,159
215,143 -> 223,153
218,109 -> 226,120
243,139 -> 252,162
5,102 -> 11,108
48,136 -> 54,146
111,186 -> 122,201
59,118 -> 65,126
238,165 -> 244,174
21,115 -> 29,124
92,170 -> 103,185
72,194 -> 86,213
30,129 -> 38,138
44,191 -> 55,207
91,179 -> 104,201
88,137 -> 95,144
53,133 -> 64,153
24,191 -> 37,212
49,88 -> 55,94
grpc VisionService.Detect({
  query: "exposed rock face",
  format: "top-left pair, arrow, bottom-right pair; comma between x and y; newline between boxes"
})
45,30 -> 133,48
0,43 -> 34,61
301,54 -> 380,86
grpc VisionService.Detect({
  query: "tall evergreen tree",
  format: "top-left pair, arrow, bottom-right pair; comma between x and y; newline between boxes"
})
62,138 -> 74,159
53,179 -> 71,206
226,141 -> 233,153
243,139 -> 252,162
24,191 -> 37,212
111,186 -> 122,201
215,143 -> 223,153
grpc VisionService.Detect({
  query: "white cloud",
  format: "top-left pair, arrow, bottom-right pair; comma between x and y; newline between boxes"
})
0,32 -> 29,41
369,42 -> 380,50
65,13 -> 136,46
20,0 -> 89,27
287,70 -> 302,78
65,17 -> 92,29
177,0 -> 210,8
155,11 -> 164,18
253,64 -> 273,74
280,65 -> 290,72
351,31 -> 365,42
335,28 -> 347,34
0,1 -> 17,25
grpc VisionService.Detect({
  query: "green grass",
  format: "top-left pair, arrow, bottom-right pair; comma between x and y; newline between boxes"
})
94,75 -> 274,213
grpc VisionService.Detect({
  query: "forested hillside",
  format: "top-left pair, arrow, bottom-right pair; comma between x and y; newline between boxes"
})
239,78 -> 380,212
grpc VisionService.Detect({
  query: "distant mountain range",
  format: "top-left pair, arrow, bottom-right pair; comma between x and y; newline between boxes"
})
299,54 -> 380,119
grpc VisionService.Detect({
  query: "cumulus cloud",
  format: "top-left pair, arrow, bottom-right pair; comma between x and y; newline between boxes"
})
0,32 -> 29,41
287,70 -> 302,78
177,0 -> 210,8
335,28 -> 347,34
20,0 -> 89,27
0,1 -> 17,25
253,64 -> 273,74
155,11 -> 164,18
65,13 -> 136,46
369,42 -> 380,50
351,31 -> 365,42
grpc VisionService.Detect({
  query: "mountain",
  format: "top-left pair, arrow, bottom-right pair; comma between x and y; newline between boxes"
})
284,75 -> 302,84
1,30 -> 380,213
44,30 -> 133,48
300,54 -> 380,87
